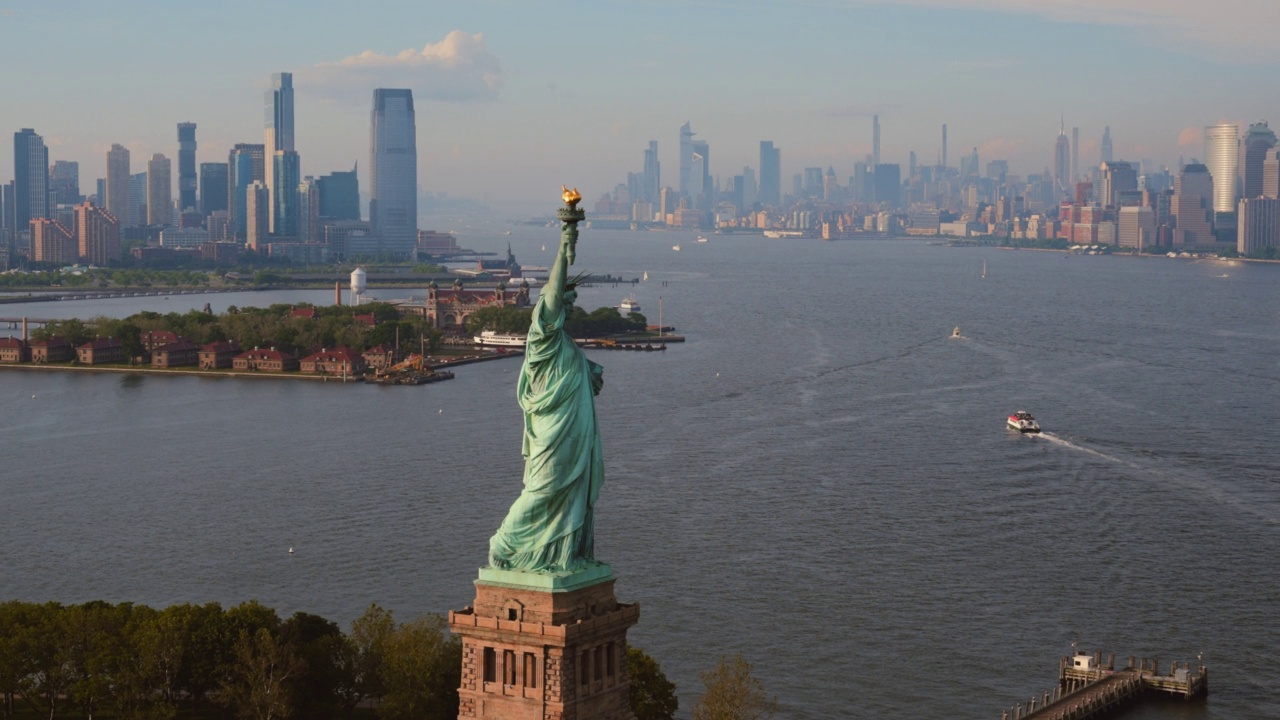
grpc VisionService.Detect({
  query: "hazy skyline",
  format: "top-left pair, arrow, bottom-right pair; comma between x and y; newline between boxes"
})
2,0 -> 1278,214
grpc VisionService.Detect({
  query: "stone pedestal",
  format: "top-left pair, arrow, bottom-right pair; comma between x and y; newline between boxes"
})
449,564 -> 640,720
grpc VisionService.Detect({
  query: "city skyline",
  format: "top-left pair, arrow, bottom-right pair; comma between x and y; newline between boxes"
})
1,1 -> 1278,213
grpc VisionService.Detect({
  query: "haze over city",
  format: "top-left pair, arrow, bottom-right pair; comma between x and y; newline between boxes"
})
2,0 -> 1279,214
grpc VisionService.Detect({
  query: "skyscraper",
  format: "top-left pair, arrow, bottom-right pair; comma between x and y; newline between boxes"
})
642,141 -> 660,205
1237,197 -> 1280,256
228,144 -> 265,241
941,124 -> 948,168
317,165 -> 360,220
1101,126 -> 1113,164
759,141 -> 780,207
75,202 -> 121,265
873,115 -> 881,167
1071,126 -> 1080,183
199,162 -> 229,216
1172,163 -> 1214,246
1054,120 -> 1071,198
105,144 -> 131,227
245,181 -> 268,251
14,129 -> 50,234
1204,123 -> 1240,214
1243,121 -> 1277,199
679,121 -> 694,200
370,88 -> 417,257
691,139 -> 710,213
50,161 -> 80,206
1099,161 -> 1137,208
264,72 -> 295,233
271,150 -> 300,238
147,153 -> 172,226
1264,150 -> 1280,200
178,122 -> 197,212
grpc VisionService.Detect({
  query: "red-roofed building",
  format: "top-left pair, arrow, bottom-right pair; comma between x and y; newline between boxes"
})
141,330 -> 183,353
152,340 -> 201,368
300,346 -> 367,376
233,348 -> 299,372
0,337 -> 30,363
77,337 -> 124,365
30,336 -> 74,363
199,340 -> 242,369
289,306 -> 319,320
423,279 -> 532,330
363,344 -> 397,370
353,313 -> 377,327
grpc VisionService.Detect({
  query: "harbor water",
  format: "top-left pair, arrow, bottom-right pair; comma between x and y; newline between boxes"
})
2,226 -> 1277,719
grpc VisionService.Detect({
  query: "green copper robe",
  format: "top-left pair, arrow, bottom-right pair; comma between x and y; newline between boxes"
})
488,225 -> 604,573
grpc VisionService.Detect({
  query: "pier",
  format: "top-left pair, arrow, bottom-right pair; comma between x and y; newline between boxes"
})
999,651 -> 1207,720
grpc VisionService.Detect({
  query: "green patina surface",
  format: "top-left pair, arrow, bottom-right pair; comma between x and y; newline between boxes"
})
477,562 -> 614,592
486,197 -> 607,576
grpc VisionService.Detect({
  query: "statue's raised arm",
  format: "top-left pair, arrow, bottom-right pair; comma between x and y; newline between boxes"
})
487,187 -> 606,575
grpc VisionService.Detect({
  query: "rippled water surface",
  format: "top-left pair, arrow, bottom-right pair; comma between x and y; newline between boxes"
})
3,230 -> 1278,719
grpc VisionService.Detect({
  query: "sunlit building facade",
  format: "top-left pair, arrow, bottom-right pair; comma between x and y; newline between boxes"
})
370,88 -> 417,258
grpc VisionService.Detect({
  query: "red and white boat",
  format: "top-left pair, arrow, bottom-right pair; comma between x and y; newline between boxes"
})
1007,410 -> 1041,433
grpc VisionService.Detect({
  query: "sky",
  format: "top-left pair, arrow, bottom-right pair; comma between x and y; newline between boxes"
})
2,0 -> 1279,216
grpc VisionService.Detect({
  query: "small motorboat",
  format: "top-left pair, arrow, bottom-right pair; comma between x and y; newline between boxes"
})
951,326 -> 962,339
1007,410 -> 1041,433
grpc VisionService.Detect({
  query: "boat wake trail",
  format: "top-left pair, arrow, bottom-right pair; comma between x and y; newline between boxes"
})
1032,432 -> 1129,466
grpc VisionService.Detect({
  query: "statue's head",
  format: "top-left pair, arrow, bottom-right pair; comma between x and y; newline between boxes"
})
563,283 -> 578,306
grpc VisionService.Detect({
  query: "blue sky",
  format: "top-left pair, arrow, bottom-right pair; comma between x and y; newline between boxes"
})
3,0 -> 1278,214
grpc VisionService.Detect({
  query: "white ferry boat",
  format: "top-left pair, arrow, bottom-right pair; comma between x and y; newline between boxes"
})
474,330 -> 527,347
696,236 -> 709,243
619,297 -> 641,313
1007,410 -> 1041,433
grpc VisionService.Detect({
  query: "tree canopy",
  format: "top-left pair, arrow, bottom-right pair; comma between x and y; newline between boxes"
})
692,654 -> 778,720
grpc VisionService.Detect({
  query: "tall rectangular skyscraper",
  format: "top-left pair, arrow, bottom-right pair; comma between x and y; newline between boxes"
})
370,88 -> 417,258
759,141 -> 780,207
317,165 -> 360,220
873,115 -> 881,167
105,144 -> 131,228
14,129 -> 50,234
679,121 -> 694,200
51,161 -> 80,205
147,153 -> 173,226
1204,123 -> 1240,214
642,141 -> 660,205
228,144 -> 265,241
272,150 -> 300,238
264,72 -> 295,233
178,122 -> 197,212
199,162 -> 229,215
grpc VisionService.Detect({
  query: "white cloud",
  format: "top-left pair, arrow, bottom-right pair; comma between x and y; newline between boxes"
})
860,0 -> 1280,61
304,31 -> 504,104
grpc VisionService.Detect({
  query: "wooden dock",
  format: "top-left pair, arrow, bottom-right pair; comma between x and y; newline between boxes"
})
999,651 -> 1207,720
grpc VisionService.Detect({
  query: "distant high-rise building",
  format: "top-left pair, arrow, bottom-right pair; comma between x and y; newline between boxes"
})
271,150 -> 300,237
873,115 -> 881,167
986,160 -> 1009,183
147,154 -> 172,226
941,124 -> 948,168
264,72 -> 295,233
245,181 -> 268,251
178,122 -> 197,212
1172,163 -> 1214,246
50,161 -> 80,206
105,144 -> 131,227
803,167 -> 823,197
75,201 -> 120,265
1243,121 -> 1276,199
1117,206 -> 1155,249
741,166 -> 757,208
1204,123 -> 1240,214
199,162 -> 229,216
1101,126 -> 1113,164
1237,197 -> 1280,256
1072,127 -> 1080,182
14,129 -> 50,234
130,172 -> 148,228
317,165 -> 360,220
370,88 -> 418,257
679,121 -> 696,199
759,141 -> 781,206
31,218 -> 76,264
1263,150 -> 1280,200
228,144 -> 265,240
961,147 -> 979,179
1099,161 -> 1138,208
1054,120 -> 1071,198
690,140 -> 710,214
873,164 -> 901,208
642,141 -> 660,205
297,176 -> 320,244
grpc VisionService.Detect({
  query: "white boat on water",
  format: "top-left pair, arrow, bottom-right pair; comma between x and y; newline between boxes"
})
672,244 -> 681,251
619,297 -> 641,314
1007,410 -> 1041,433
643,271 -> 649,281
474,330 -> 527,347
951,326 -> 962,339
696,236 -> 708,243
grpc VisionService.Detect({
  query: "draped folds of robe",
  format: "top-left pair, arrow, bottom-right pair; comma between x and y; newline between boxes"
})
488,284 -> 605,573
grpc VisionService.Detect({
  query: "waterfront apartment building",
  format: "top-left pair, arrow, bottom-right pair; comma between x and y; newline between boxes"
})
105,144 -> 131,228
370,88 -> 418,258
30,218 -> 76,264
178,122 -> 197,212
75,202 -> 121,265
147,154 -> 172,226
1237,197 -> 1280,256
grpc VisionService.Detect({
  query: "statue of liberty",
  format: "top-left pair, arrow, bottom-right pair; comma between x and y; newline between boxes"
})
488,187 -> 606,574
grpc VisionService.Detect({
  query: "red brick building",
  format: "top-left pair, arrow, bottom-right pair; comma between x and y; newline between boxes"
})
300,347 -> 367,376
0,337 -> 30,363
30,337 -> 73,363
423,280 -> 532,330
362,344 -> 397,370
289,306 -> 319,320
233,348 -> 299,372
151,340 -> 201,368
141,330 -> 182,353
77,337 -> 124,365
199,340 -> 242,369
